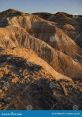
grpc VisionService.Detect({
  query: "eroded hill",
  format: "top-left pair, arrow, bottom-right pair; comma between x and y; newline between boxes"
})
0,9 -> 82,110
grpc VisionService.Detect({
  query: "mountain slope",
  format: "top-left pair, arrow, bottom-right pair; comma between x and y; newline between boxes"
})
0,48 -> 82,110
0,9 -> 82,110
0,26 -> 82,79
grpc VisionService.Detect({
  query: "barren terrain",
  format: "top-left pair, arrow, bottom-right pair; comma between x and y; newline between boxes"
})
0,9 -> 82,110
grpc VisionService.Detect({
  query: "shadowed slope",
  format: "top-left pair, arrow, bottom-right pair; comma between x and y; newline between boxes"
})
0,48 -> 82,110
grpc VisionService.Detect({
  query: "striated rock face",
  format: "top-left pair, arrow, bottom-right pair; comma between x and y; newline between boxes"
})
0,26 -> 82,79
0,9 -> 82,110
